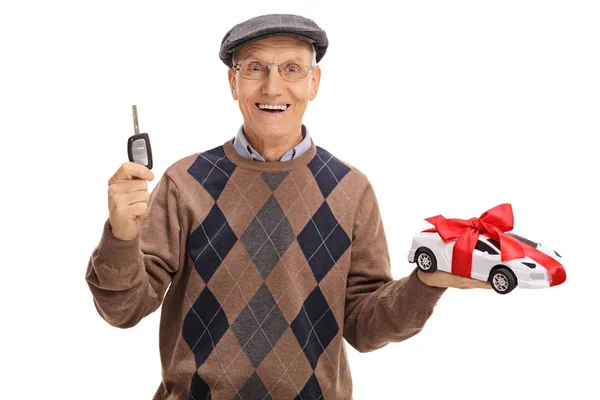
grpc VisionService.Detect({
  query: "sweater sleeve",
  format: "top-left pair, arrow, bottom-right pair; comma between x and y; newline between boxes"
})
343,181 -> 446,353
85,172 -> 182,328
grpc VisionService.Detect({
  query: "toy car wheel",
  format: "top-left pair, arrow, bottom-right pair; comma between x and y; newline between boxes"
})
489,267 -> 516,294
415,248 -> 437,273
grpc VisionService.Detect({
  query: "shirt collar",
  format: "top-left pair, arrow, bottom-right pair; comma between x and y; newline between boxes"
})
232,125 -> 312,162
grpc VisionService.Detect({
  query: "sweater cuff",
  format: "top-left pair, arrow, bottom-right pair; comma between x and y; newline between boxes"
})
401,267 -> 447,311
97,218 -> 141,270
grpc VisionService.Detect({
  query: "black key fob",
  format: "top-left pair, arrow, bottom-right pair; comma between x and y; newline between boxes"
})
128,132 -> 153,170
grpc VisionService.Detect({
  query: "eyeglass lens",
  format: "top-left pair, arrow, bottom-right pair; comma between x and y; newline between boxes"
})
239,62 -> 310,80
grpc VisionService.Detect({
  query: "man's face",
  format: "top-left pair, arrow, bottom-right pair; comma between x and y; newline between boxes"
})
228,36 -> 321,140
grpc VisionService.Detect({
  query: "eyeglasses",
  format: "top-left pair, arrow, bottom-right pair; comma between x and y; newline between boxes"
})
232,61 -> 315,81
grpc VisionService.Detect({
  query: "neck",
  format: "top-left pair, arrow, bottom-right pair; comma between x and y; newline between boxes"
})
243,125 -> 304,162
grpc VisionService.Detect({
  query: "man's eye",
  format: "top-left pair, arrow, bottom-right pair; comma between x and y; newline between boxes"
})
248,63 -> 263,72
285,64 -> 300,73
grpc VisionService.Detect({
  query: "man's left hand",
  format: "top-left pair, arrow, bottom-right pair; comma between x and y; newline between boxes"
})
417,269 -> 492,289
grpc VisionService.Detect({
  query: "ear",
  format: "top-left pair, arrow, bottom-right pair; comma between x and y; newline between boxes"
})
309,66 -> 321,101
228,68 -> 238,100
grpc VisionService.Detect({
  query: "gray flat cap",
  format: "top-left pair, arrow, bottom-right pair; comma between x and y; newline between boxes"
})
219,14 -> 328,67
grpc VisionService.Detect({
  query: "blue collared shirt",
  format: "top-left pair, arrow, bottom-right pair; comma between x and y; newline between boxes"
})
232,125 -> 311,162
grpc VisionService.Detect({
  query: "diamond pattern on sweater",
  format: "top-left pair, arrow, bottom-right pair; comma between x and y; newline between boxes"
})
307,147 -> 350,198
273,169 -> 325,237
188,203 -> 237,283
188,146 -> 237,200
207,248 -> 263,324
325,183 -> 354,242
235,372 -> 272,400
232,283 -> 289,368
261,171 -> 289,191
297,201 -> 351,282
296,373 -> 323,400
182,288 -> 229,368
240,195 -> 295,280
263,331 -> 314,396
199,328 -> 255,395
291,286 -> 339,370
189,371 -> 211,400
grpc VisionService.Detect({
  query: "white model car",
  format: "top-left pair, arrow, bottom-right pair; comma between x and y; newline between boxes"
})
407,232 -> 563,294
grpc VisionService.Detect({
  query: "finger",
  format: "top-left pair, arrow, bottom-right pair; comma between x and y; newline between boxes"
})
129,202 -> 149,217
120,190 -> 150,206
467,280 -> 491,289
111,162 -> 155,182
108,179 -> 148,194
452,274 -> 490,289
472,280 -> 491,289
451,274 -> 481,286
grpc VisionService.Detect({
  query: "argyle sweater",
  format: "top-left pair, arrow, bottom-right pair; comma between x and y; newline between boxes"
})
86,138 -> 446,400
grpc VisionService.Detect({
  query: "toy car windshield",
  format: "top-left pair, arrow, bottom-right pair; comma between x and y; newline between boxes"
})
506,233 -> 539,248
486,233 -> 539,250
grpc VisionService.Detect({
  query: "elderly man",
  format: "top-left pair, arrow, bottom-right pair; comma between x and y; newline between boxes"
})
86,14 -> 489,400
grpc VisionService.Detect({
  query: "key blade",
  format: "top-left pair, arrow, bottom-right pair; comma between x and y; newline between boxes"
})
132,105 -> 140,135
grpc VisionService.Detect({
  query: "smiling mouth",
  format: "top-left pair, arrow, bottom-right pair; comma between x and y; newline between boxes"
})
255,103 -> 291,113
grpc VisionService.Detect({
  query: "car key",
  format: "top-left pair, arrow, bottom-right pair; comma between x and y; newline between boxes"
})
128,105 -> 153,170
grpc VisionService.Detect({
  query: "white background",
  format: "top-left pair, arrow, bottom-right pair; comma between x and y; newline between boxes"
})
1,0 -> 598,399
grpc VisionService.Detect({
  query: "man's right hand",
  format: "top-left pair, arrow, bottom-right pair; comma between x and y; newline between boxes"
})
107,162 -> 155,241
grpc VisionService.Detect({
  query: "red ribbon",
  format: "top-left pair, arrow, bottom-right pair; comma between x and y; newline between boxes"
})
423,204 -> 566,286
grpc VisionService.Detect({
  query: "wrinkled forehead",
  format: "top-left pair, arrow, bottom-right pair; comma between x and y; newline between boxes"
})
235,36 -> 314,62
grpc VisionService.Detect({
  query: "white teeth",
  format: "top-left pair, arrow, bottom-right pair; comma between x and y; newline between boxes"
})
258,104 -> 288,111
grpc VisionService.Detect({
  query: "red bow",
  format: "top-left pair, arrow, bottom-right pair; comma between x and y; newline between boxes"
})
423,204 -> 566,286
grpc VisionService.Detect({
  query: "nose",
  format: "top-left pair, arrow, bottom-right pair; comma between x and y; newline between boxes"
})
262,65 -> 286,97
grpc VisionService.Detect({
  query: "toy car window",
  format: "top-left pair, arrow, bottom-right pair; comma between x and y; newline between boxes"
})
475,240 -> 499,255
506,232 -> 539,248
488,238 -> 501,250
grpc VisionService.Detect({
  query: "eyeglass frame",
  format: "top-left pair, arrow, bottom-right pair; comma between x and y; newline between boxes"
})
231,61 -> 316,81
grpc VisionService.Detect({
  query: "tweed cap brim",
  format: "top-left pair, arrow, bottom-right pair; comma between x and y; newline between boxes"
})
219,14 -> 328,67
